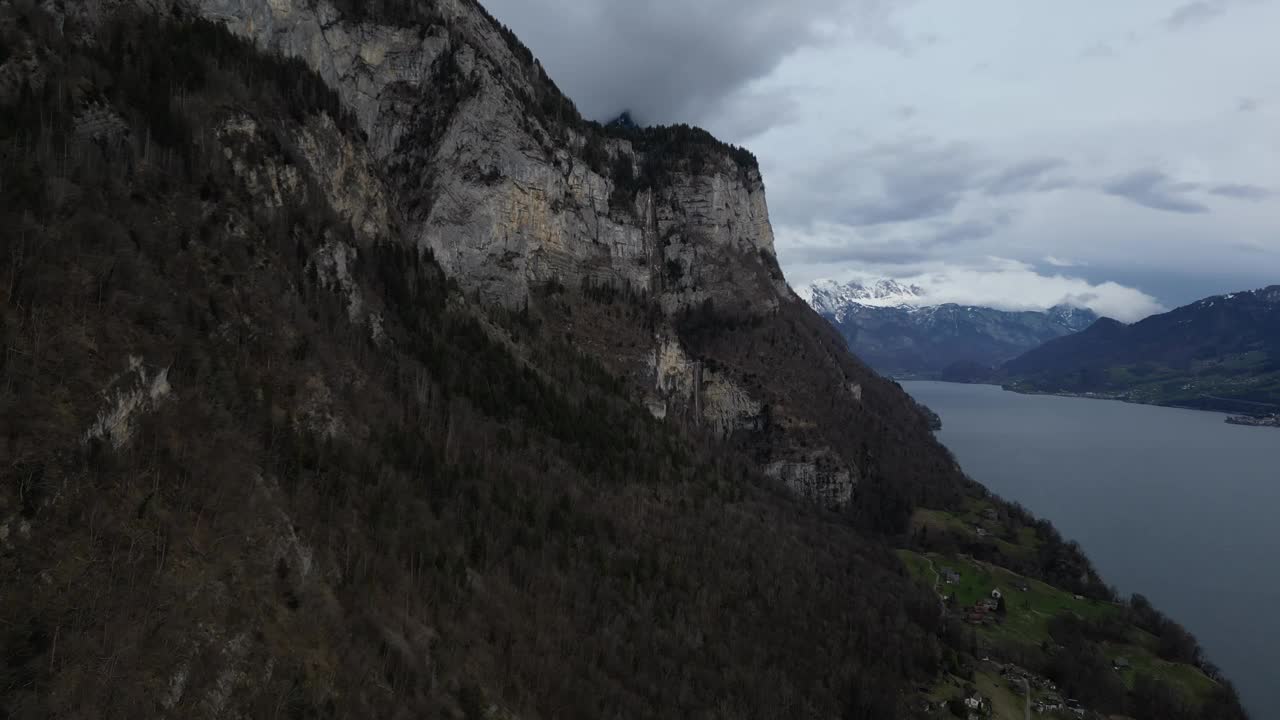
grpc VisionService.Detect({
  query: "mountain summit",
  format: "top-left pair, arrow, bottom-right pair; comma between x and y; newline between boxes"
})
802,279 -> 1098,377
802,278 -> 927,313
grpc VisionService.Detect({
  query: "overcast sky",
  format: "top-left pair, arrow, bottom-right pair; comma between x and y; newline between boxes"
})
484,0 -> 1279,320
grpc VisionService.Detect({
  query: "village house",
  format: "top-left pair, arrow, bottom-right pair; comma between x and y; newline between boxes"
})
941,567 -> 961,584
1034,698 -> 1064,714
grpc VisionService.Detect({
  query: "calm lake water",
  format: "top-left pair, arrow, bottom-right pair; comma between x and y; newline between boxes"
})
903,381 -> 1280,718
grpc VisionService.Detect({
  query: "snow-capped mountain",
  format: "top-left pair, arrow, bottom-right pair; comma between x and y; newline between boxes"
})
801,279 -> 926,316
801,279 -> 1099,377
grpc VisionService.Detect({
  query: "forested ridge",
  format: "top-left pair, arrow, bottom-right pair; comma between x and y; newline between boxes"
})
1004,288 -> 1280,413
0,3 -> 1247,719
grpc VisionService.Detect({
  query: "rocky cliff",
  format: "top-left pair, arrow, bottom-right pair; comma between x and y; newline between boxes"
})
194,0 -> 778,305
171,0 -> 884,504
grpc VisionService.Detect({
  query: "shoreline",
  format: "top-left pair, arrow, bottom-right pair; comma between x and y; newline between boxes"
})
1008,386 -> 1280,420
904,379 -> 1280,426
1226,414 -> 1280,428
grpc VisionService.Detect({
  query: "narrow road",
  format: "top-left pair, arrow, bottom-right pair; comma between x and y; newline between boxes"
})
1202,394 -> 1280,410
921,555 -> 947,617
1020,677 -> 1030,720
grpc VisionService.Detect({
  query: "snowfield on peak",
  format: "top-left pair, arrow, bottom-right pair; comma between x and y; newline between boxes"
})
802,278 -> 928,316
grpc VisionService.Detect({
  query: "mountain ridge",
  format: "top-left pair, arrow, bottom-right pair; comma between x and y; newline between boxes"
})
1005,285 -> 1280,413
802,279 -> 1099,377
802,278 -> 927,313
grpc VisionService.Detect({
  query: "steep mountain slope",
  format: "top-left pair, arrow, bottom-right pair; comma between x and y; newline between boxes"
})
803,280 -> 1097,377
0,2 -> 1246,719
176,0 -> 974,509
1006,287 -> 1280,412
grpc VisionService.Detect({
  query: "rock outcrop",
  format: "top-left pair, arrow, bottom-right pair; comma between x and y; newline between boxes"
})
190,0 -> 779,311
84,356 -> 173,449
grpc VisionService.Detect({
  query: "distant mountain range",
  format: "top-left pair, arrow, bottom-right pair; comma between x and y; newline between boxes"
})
1005,286 -> 1280,413
801,279 -> 1098,378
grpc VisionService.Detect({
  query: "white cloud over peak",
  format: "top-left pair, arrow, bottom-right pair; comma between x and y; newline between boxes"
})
803,258 -> 1165,322
1044,256 -> 1086,268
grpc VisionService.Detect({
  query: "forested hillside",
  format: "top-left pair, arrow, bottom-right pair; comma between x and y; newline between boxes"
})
1005,288 -> 1280,413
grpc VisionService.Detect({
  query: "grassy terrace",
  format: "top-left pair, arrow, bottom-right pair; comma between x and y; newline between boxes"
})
925,671 -> 1052,720
911,498 -> 1043,563
898,548 -> 1219,704
898,549 -> 1116,645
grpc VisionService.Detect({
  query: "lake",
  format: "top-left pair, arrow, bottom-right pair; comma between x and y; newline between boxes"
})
903,381 -> 1280,718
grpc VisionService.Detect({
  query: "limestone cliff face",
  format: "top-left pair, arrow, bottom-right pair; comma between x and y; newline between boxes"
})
194,0 -> 449,158
649,337 -> 765,438
180,0 -> 856,504
190,0 -> 779,310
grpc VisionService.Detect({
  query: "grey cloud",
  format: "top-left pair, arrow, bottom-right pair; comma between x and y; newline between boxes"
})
1044,256 -> 1087,268
778,141 -> 1068,232
711,88 -> 804,140
1237,97 -> 1261,112
841,179 -> 967,225
1165,0 -> 1252,29
1102,170 -> 1209,214
931,216 -> 1012,246
1229,238 -> 1271,253
1208,183 -> 1273,200
780,242 -> 931,267
837,143 -> 981,226
1101,171 -> 1272,212
1061,292 -> 1102,307
779,216 -> 1008,269
983,158 -> 1073,196
778,140 -> 981,227
483,0 -> 913,128
1080,41 -> 1115,59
